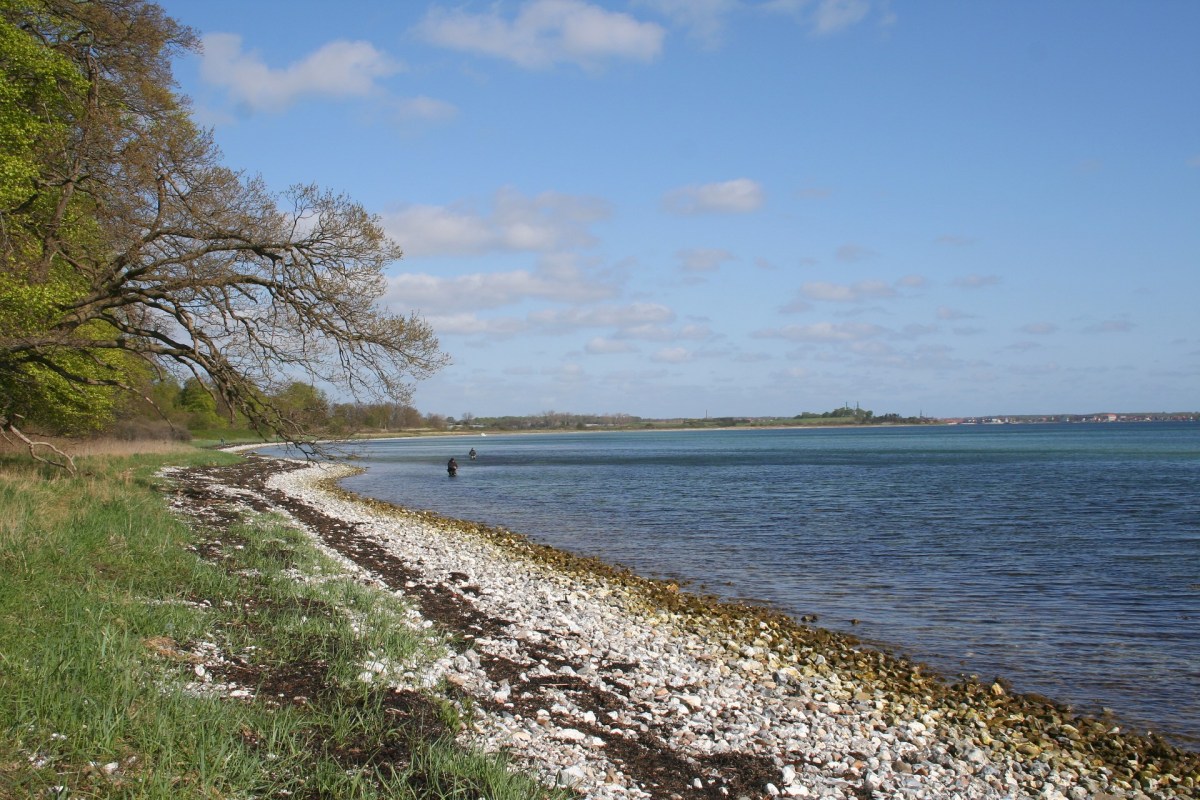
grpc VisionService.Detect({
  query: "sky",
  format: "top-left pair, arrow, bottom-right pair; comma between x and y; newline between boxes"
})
155,0 -> 1199,420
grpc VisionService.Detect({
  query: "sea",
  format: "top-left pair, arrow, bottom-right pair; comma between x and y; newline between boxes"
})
268,422 -> 1200,749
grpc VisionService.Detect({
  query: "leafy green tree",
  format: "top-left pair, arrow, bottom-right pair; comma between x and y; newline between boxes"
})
0,0 -> 446,468
176,377 -> 220,430
271,381 -> 330,433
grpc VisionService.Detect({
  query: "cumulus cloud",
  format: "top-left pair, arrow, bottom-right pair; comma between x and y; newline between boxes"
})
663,178 -> 764,214
387,261 -> 616,314
383,188 -> 611,257
199,33 -> 401,112
677,247 -> 735,272
416,0 -> 665,69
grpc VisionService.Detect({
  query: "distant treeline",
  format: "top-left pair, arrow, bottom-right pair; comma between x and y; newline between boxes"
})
96,387 -> 930,441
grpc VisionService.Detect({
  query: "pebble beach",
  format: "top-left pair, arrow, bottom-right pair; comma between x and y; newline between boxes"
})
180,456 -> 1199,799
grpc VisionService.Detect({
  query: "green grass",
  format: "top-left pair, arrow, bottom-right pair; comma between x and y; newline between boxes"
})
0,449 -> 567,799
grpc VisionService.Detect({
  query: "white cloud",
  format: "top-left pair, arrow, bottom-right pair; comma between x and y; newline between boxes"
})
801,280 -> 895,302
937,306 -> 971,320
636,0 -> 737,47
585,337 -> 638,354
199,33 -> 401,112
754,321 -> 885,342
617,322 -> 715,342
530,302 -> 675,331
383,188 -> 612,257
651,347 -> 692,364
423,313 -> 529,336
811,0 -> 871,35
663,178 -> 764,214
416,0 -> 665,69
780,297 -> 813,313
677,247 -> 735,272
388,261 -> 616,314
392,95 -> 459,121
761,0 -> 883,36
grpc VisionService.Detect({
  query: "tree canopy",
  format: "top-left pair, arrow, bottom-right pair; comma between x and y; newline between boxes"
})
0,0 -> 446,466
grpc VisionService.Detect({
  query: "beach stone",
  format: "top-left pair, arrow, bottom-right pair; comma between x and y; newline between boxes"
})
172,459 -> 1200,800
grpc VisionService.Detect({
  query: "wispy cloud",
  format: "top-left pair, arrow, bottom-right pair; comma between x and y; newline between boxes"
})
754,321 -> 885,342
937,306 -> 971,320
585,337 -> 638,354
952,274 -> 1001,289
1083,319 -> 1135,334
663,178 -> 765,214
936,234 -> 976,247
529,302 -> 676,331
801,280 -> 896,302
415,0 -> 665,69
810,0 -> 871,35
762,0 -> 882,35
651,346 -> 693,364
1021,322 -> 1058,335
835,243 -> 876,263
636,0 -> 738,47
199,33 -> 401,112
677,247 -> 735,272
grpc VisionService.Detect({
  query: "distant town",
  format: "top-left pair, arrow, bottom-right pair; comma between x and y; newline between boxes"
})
944,412 -> 1199,425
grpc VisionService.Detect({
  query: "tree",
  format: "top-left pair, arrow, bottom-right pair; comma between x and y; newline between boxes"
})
0,0 -> 447,468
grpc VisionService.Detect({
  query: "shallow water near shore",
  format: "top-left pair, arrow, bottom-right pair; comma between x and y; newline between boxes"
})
267,423 -> 1200,748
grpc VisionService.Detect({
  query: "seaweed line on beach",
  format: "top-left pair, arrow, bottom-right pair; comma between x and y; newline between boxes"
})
163,455 -> 1200,800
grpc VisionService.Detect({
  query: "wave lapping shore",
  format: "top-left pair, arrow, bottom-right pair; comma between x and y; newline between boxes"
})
182,456 -> 1198,799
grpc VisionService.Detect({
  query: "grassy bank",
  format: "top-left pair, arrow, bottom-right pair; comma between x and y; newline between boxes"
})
0,447 -> 564,799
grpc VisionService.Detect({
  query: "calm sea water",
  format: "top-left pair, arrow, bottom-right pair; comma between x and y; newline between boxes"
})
278,423 -> 1200,747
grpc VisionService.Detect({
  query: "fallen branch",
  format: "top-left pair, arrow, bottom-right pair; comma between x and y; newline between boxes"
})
0,417 -> 77,475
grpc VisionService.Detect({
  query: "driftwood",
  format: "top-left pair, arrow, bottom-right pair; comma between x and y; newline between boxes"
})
0,416 -> 77,475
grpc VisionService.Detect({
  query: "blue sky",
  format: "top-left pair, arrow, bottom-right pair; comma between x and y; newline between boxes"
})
156,0 -> 1199,419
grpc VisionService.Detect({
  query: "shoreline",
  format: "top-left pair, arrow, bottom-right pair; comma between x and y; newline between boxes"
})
194,454 -> 1198,798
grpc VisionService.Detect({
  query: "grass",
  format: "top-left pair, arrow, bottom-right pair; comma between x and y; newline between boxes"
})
0,448 -> 568,799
